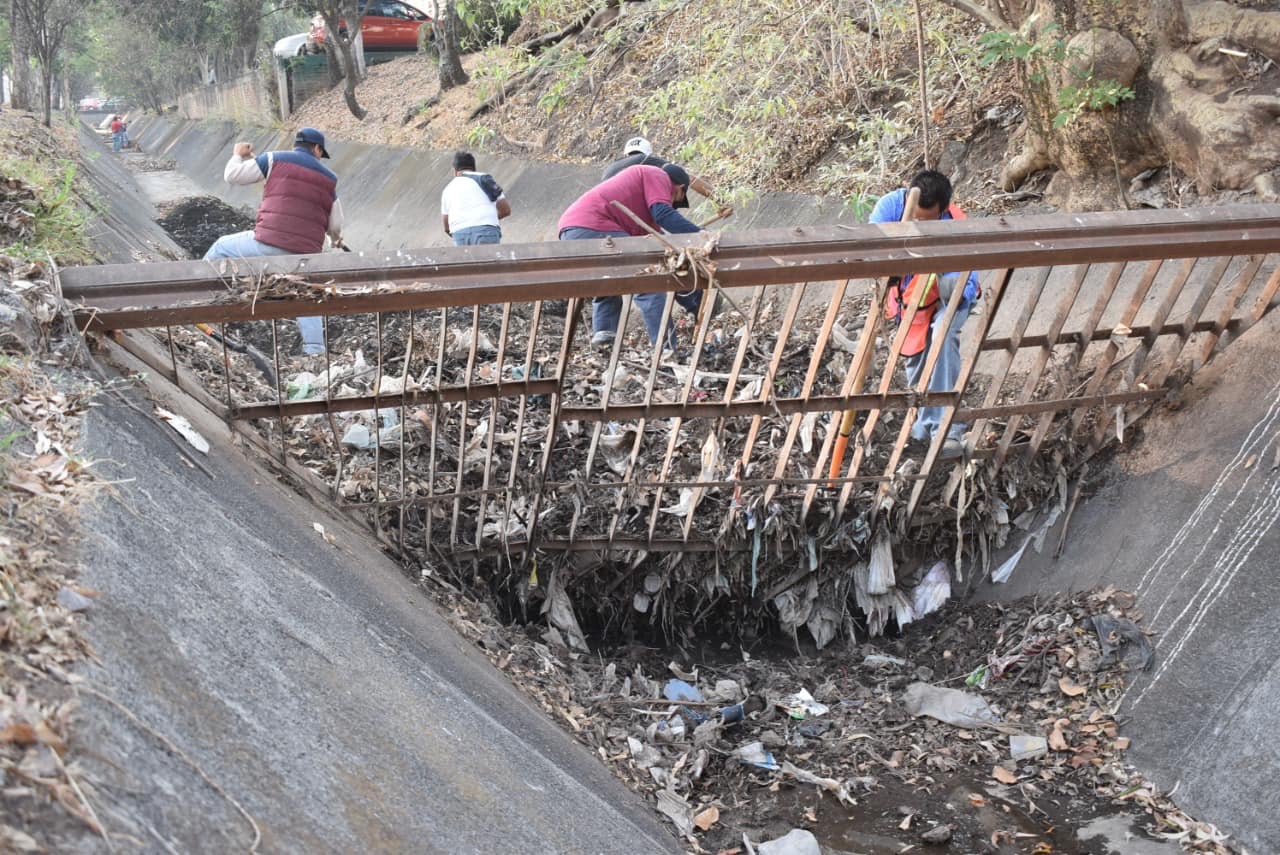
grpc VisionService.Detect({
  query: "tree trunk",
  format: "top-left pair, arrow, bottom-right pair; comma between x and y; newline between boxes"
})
9,1 -> 32,111
60,54 -> 71,123
989,0 -> 1280,210
40,67 -> 52,127
436,0 -> 469,90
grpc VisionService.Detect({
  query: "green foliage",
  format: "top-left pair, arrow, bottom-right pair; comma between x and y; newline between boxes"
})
456,0 -> 530,49
978,25 -> 1135,130
0,153 -> 91,264
466,124 -> 496,149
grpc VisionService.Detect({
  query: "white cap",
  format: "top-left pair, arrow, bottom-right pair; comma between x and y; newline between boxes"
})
624,136 -> 652,157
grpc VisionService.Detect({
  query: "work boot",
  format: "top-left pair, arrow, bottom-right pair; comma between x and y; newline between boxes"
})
591,330 -> 616,348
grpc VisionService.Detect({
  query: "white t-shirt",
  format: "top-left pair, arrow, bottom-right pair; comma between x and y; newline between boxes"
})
441,172 -> 505,232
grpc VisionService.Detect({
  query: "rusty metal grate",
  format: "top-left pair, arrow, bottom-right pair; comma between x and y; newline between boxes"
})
64,207 -> 1280,582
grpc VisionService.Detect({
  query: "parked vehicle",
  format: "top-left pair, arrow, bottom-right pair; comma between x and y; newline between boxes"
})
306,0 -> 433,52
77,97 -> 104,112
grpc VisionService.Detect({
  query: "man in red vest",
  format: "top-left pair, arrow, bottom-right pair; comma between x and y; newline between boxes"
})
204,128 -> 343,354
869,170 -> 980,460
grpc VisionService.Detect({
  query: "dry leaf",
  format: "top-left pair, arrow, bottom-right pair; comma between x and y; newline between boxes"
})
1115,736 -> 1131,750
0,722 -> 38,746
1058,676 -> 1087,697
993,765 -> 1019,784
693,806 -> 720,831
1049,719 -> 1070,751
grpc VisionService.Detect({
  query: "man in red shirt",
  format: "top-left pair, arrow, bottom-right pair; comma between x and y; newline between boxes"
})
558,163 -> 706,349
109,116 -> 124,153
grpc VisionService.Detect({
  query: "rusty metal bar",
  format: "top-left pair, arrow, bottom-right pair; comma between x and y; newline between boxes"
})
475,302 -> 513,547
904,268 -> 1013,523
1026,262 -> 1126,458
874,270 -> 973,507
66,207 -> 1280,331
1066,259 -> 1164,438
835,260 -> 936,523
761,278 -> 851,514
1198,255 -> 1265,367
1250,259 -> 1280,321
720,281 -> 808,536
502,300 -> 546,550
992,263 -> 1091,472
523,298 -> 583,552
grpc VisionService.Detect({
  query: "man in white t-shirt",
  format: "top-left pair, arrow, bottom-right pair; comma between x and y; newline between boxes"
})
441,151 -> 511,245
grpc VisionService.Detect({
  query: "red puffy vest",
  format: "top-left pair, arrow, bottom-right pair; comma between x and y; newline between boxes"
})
253,153 -> 336,254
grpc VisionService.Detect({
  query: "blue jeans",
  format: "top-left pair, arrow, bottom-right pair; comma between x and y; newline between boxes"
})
559,226 -> 704,346
452,224 -> 501,246
904,300 -> 972,442
203,230 -> 325,354
111,132 -> 123,152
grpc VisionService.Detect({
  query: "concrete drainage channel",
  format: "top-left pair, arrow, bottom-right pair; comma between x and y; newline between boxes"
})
72,118 -> 1280,853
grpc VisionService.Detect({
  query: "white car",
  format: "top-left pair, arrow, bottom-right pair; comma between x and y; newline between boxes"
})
273,32 -> 311,59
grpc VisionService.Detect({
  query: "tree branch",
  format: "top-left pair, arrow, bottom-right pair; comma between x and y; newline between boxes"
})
936,0 -> 1007,30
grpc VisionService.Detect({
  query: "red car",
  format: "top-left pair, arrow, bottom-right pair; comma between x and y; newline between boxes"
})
306,0 -> 433,52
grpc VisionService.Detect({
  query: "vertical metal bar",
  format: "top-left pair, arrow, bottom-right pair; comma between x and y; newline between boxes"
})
374,311 -> 384,536
399,309 -> 414,554
718,282 -> 809,537
524,298 -> 583,553
802,280 -> 886,522
677,283 -> 747,541
165,326 -> 179,388
904,268 -> 1012,523
1199,255 -> 1264,366
940,265 -> 1054,506
476,302 -> 513,547
503,301 -> 545,551
324,316 -> 342,499
1066,259 -> 1164,437
219,323 -> 233,413
569,296 -> 635,541
873,271 -> 974,505
450,305 -> 483,547
270,318 -> 286,462
834,266 -> 937,523
991,263 -> 1091,471
1087,256 -> 1198,450
1249,259 -> 1280,322
1025,262 -> 1126,457
610,293 -> 680,545
424,308 -> 447,552
759,279 -> 851,517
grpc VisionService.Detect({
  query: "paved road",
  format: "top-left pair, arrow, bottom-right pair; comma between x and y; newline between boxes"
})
74,377 -> 677,854
988,308 -> 1280,853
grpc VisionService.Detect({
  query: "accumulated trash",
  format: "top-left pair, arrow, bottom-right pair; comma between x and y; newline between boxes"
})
1087,612 -> 1155,671
1010,733 -> 1048,761
758,828 -> 821,855
912,561 -> 951,617
734,740 -> 779,770
902,682 -> 1004,730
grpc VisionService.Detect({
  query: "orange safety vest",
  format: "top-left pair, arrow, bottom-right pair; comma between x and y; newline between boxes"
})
883,203 -> 968,357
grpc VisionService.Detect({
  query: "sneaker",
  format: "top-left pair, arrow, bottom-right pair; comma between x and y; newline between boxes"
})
591,330 -> 616,348
940,438 -> 964,460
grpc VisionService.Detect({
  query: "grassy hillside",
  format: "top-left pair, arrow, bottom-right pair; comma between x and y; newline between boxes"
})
290,0 -> 1015,211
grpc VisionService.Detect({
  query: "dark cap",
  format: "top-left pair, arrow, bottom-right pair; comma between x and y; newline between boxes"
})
294,127 -> 330,158
661,162 -> 691,209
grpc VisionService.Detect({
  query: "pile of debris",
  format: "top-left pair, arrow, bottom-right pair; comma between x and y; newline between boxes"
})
156,196 -> 254,258
148,278 -> 1077,642
0,175 -> 38,246
436,580 -> 1234,852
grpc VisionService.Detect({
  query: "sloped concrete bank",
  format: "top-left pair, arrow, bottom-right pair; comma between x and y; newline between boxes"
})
126,115 -> 859,252
988,308 -> 1280,853
72,117 -> 678,853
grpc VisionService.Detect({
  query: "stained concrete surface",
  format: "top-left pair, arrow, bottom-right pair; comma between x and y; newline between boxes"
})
75,373 -> 677,854
986,308 -> 1280,853
124,116 -> 862,252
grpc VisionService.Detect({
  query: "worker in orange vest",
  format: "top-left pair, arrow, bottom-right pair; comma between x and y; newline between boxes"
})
869,170 -> 980,460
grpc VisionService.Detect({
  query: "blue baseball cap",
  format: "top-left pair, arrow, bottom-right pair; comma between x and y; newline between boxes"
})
294,127 -> 330,158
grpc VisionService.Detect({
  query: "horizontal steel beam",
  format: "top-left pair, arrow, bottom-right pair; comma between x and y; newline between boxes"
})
64,206 -> 1280,331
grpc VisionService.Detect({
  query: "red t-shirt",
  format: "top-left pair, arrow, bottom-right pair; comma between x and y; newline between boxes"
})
558,164 -> 676,236
110,120 -> 123,133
